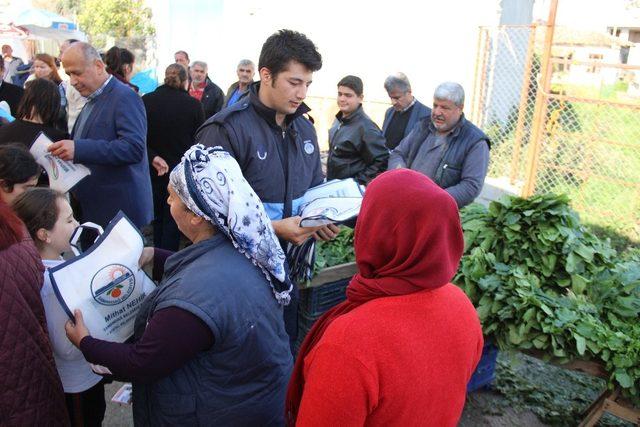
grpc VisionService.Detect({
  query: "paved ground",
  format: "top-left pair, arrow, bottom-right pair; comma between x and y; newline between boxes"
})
104,382 -> 133,426
102,382 -> 547,427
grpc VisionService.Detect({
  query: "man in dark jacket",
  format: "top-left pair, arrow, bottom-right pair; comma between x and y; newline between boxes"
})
224,59 -> 255,107
189,60 -> 224,119
143,63 -> 205,251
0,58 -> 23,116
389,82 -> 490,208
196,30 -> 339,350
327,75 -> 388,185
382,72 -> 431,150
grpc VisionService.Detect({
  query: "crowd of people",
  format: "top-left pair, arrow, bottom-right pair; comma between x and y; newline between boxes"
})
0,29 -> 488,426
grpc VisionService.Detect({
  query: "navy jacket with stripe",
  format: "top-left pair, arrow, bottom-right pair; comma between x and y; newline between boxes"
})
195,82 -> 324,220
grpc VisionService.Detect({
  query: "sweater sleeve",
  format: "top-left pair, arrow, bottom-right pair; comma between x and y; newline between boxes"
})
296,343 -> 378,426
79,306 -> 213,384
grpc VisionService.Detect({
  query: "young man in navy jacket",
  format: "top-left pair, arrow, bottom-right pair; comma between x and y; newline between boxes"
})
196,30 -> 339,350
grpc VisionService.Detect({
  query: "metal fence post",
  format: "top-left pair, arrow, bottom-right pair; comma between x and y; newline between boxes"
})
476,28 -> 492,128
510,24 -> 537,185
523,0 -> 558,197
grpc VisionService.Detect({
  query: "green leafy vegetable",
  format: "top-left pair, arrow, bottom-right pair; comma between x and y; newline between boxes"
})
313,227 -> 355,273
456,194 -> 640,403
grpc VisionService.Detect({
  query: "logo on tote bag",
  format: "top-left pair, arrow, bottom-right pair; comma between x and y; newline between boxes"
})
91,264 -> 136,306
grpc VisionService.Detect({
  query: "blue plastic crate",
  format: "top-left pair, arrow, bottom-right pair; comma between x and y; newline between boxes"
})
295,280 -> 350,356
297,309 -> 320,333
299,278 -> 350,318
467,342 -> 499,392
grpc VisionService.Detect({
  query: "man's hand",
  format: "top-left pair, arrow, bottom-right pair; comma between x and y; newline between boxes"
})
313,223 -> 341,241
65,309 -> 90,348
152,156 -> 169,176
48,139 -> 75,161
272,216 -> 325,246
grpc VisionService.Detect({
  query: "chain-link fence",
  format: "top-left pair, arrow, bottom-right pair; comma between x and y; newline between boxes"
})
471,24 -> 640,242
470,25 -> 541,185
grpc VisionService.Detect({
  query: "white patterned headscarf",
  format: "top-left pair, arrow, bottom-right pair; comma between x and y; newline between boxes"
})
170,144 -> 292,305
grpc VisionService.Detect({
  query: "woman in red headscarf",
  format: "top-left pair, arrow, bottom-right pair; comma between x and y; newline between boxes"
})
286,169 -> 483,426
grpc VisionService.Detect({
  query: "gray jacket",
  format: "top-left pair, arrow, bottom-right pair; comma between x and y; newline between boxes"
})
388,115 -> 490,208
326,106 -> 389,185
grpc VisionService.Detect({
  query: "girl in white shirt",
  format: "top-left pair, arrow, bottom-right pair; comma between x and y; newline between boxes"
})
13,188 -> 106,426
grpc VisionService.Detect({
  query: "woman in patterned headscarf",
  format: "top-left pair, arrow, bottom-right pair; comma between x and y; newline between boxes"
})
66,145 -> 294,426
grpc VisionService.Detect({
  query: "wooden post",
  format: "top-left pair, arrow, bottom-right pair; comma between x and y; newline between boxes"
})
510,24 -> 537,185
522,0 -> 558,197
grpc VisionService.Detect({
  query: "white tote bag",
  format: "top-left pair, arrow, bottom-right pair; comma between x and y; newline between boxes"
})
49,211 -> 155,343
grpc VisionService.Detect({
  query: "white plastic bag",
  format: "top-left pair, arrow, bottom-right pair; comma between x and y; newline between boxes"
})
298,179 -> 365,227
49,212 -> 155,343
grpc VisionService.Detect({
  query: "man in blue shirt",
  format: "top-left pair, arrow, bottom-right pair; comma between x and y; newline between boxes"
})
224,59 -> 255,107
